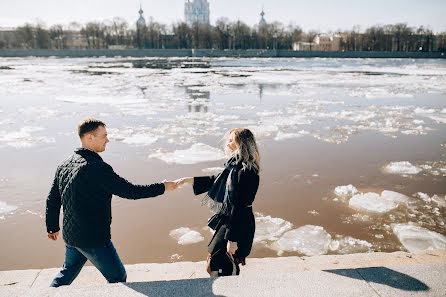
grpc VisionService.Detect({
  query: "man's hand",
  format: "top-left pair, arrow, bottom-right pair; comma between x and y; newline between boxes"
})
48,231 -> 59,241
163,180 -> 179,191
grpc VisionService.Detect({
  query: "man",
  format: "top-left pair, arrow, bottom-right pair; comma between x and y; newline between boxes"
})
46,118 -> 177,287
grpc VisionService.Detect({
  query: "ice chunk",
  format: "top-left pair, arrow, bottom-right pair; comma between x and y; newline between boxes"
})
274,225 -> 332,256
0,201 -> 17,215
392,224 -> 446,252
169,227 -> 204,245
383,161 -> 422,175
254,214 -> 293,243
329,236 -> 372,254
415,192 -> 446,208
334,185 -> 358,198
202,167 -> 224,174
0,126 -> 55,148
149,143 -> 226,164
349,191 -> 410,213
428,115 -> 446,124
274,130 -> 309,141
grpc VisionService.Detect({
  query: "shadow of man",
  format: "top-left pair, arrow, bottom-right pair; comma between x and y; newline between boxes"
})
124,277 -> 225,297
325,266 -> 429,292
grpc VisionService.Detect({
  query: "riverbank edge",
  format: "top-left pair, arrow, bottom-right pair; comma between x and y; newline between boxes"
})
0,49 -> 445,58
1,249 -> 445,290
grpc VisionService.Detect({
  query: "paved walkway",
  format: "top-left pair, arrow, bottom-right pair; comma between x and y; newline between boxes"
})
1,249 -> 445,296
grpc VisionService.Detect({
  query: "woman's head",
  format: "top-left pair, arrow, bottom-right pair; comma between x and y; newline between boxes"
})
224,128 -> 260,171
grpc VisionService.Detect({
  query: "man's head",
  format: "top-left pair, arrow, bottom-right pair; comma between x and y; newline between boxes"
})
78,118 -> 109,153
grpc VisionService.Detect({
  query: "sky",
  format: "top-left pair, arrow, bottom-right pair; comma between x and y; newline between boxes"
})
0,0 -> 445,33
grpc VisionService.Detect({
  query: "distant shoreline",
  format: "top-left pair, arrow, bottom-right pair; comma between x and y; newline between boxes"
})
0,49 -> 445,58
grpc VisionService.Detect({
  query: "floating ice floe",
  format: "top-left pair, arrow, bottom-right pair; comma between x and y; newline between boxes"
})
334,185 -> 358,198
108,127 -> 158,146
383,161 -> 422,175
170,254 -> 183,261
274,130 -> 309,141
254,214 -> 373,256
329,236 -> 373,254
0,126 -> 55,148
392,224 -> 446,252
169,227 -> 204,245
254,215 -> 293,243
349,190 -> 410,213
0,201 -> 17,215
273,225 -> 332,256
414,193 -> 446,208
201,167 -> 224,174
149,143 -> 226,165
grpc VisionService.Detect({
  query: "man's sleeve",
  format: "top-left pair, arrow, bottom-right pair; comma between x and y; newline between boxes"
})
45,170 -> 61,234
98,163 -> 165,199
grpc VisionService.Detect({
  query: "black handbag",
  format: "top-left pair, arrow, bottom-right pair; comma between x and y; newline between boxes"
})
207,213 -> 221,230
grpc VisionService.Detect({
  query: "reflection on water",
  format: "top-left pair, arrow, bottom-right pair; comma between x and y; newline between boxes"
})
184,86 -> 209,113
0,57 -> 445,270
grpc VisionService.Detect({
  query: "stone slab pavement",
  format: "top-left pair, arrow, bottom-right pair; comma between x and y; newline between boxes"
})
0,249 -> 445,296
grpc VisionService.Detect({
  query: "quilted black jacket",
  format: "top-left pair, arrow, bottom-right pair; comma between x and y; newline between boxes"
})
45,148 -> 165,247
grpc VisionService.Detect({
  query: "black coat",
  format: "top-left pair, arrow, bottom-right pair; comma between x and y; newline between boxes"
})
193,164 -> 259,258
45,148 -> 165,248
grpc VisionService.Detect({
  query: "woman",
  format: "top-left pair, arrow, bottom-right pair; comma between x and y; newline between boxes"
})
178,128 -> 260,276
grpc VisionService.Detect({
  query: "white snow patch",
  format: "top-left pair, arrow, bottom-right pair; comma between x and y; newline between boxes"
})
149,143 -> 226,164
392,224 -> 446,252
169,227 -> 204,245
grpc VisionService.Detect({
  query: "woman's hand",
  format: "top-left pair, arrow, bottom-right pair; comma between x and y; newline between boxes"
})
227,241 -> 238,258
175,177 -> 194,187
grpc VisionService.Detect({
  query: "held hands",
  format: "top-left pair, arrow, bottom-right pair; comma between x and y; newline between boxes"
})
163,177 -> 193,191
174,177 -> 194,187
47,231 -> 59,241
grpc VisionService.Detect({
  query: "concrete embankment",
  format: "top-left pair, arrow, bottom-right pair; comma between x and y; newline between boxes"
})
0,49 -> 445,58
0,249 -> 445,296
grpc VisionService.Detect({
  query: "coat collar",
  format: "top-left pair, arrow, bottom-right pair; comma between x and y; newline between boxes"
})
75,147 -> 103,161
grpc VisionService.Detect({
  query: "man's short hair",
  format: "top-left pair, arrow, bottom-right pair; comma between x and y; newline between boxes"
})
78,118 -> 106,138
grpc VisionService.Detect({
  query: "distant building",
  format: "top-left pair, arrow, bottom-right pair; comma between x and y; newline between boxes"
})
137,4 -> 146,28
293,34 -> 340,51
185,0 -> 210,25
314,35 -> 340,51
259,9 -> 267,26
293,41 -> 318,51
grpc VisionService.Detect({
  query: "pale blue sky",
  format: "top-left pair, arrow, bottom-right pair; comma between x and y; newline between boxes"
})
0,0 -> 445,32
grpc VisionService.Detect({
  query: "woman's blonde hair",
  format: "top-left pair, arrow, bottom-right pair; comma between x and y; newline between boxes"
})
224,128 -> 260,172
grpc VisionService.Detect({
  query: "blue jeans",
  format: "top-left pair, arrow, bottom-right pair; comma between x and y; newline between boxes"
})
50,240 -> 127,287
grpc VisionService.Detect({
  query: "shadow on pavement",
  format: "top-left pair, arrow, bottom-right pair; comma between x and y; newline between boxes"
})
325,266 -> 429,291
124,277 -> 225,297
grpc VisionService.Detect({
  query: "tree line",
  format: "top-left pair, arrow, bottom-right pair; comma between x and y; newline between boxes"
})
1,18 -> 445,52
